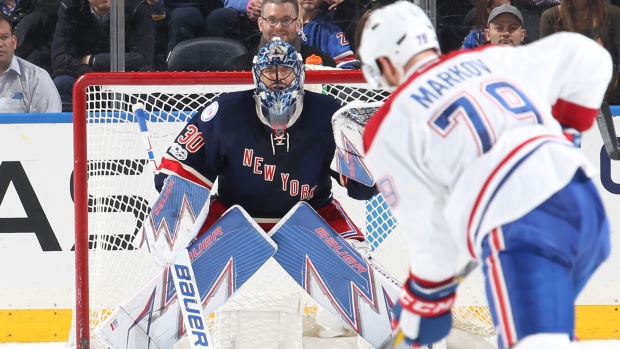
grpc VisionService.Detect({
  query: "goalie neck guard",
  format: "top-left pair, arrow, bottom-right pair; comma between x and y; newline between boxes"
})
253,38 -> 305,138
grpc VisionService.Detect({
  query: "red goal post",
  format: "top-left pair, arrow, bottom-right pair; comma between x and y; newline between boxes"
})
72,70 -> 494,349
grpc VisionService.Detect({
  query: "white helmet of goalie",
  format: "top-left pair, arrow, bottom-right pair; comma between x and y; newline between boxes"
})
358,1 -> 440,89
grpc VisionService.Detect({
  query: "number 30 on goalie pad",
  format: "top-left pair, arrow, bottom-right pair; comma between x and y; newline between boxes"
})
270,202 -> 401,349
96,206 -> 277,349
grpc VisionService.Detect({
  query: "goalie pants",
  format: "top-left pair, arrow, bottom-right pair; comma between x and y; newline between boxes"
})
479,169 -> 610,349
197,198 -> 365,240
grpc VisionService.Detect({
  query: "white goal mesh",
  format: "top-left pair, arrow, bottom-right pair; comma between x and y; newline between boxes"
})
72,70 -> 495,349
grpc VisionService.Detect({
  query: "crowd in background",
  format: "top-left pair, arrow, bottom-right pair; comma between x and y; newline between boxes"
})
2,0 -> 620,112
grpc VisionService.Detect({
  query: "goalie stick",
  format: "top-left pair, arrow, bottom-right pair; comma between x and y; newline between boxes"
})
134,103 -> 159,173
132,103 -> 214,349
596,102 -> 620,160
379,260 -> 479,349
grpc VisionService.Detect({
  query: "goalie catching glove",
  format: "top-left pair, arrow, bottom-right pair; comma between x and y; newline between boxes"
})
391,271 -> 458,346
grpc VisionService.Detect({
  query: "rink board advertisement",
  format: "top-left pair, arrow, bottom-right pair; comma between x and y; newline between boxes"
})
1,113 -> 620,342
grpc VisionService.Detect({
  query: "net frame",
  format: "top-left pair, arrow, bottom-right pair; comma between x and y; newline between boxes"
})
72,70 -> 495,349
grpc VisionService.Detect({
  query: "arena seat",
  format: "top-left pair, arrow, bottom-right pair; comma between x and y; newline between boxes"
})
167,37 -> 247,72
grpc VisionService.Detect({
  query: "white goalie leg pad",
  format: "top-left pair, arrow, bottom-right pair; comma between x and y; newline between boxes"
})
315,306 -> 348,338
512,333 -> 578,349
133,175 -> 211,266
270,202 -> 401,349
96,206 -> 277,349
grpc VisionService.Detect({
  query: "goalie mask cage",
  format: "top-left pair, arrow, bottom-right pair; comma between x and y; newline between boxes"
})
73,70 -> 496,349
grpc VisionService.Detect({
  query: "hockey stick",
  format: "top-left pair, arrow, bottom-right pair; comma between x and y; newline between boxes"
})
133,103 -> 214,349
379,260 -> 479,349
134,103 -> 158,173
596,102 -> 620,160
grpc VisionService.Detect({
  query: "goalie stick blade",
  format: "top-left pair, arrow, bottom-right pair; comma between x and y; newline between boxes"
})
331,102 -> 383,186
96,206 -> 276,349
270,202 -> 400,349
596,102 -> 620,160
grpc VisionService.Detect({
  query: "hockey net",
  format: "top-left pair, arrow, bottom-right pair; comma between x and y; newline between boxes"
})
72,70 -> 496,349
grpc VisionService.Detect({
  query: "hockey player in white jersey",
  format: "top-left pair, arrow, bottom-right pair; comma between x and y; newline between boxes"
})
357,2 -> 612,349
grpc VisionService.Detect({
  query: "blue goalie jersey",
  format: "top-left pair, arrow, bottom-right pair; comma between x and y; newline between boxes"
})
156,89 -> 371,220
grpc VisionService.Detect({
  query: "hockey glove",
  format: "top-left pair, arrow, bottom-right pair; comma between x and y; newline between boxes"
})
391,272 -> 458,346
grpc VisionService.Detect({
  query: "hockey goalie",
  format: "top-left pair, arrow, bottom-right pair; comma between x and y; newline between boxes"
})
95,38 -> 407,349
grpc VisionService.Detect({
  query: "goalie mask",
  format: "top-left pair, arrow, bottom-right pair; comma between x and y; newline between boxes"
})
253,38 -> 305,138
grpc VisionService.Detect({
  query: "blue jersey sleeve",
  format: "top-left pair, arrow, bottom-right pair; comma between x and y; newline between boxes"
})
301,15 -> 359,69
223,0 -> 248,13
156,99 -> 228,191
461,29 -> 487,50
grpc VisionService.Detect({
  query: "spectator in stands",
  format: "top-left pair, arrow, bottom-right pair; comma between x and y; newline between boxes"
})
322,0 -> 371,55
512,0 -> 559,42
51,0 -> 154,111
484,4 -> 526,46
436,0 -> 475,52
353,5 -> 372,54
540,0 -> 620,103
461,0 -> 510,49
540,0 -> 620,39
205,0 -> 262,50
580,26 -> 618,102
581,26 -> 606,46
297,0 -> 358,69
1,0 -> 59,72
230,0 -> 335,70
0,13 -> 61,112
152,0 -> 218,70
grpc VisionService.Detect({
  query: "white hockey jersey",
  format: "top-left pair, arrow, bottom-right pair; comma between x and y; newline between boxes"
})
362,32 -> 613,282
